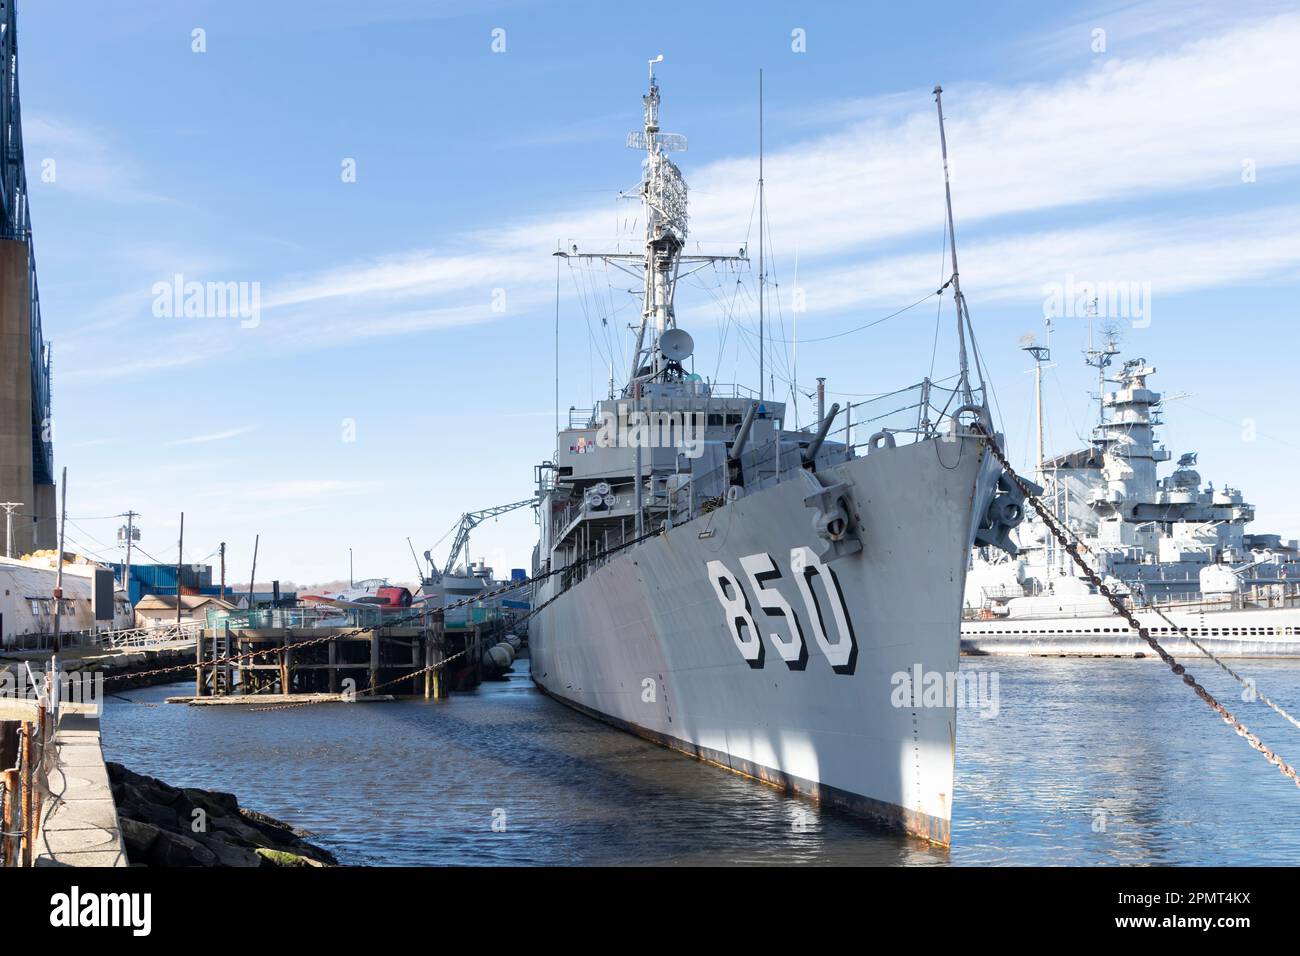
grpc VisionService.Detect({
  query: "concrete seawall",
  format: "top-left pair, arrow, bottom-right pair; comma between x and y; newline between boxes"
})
1,644 -> 192,867
35,705 -> 126,867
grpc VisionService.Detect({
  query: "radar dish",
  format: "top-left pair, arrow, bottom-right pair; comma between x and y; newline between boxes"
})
659,328 -> 694,363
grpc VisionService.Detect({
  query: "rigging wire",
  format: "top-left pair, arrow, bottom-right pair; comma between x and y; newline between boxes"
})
733,289 -> 939,345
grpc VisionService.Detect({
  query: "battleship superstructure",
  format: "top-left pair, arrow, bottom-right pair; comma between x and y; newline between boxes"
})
963,336 -> 1300,656
527,65 -> 1016,844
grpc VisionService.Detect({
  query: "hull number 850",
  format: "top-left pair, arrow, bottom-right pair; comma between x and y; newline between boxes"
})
706,548 -> 858,675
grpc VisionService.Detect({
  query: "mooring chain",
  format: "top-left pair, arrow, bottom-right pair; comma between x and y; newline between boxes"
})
99,562 -> 547,684
1138,596 -> 1300,734
244,577 -> 574,713
972,423 -> 1300,789
251,646 -> 477,711
97,524 -> 665,687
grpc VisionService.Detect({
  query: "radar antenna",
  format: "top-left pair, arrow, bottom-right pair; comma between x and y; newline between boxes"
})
553,57 -> 745,395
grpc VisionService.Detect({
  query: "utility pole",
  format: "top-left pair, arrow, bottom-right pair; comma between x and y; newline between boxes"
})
51,468 -> 67,655
119,510 -> 138,600
0,502 -> 20,558
175,512 -> 184,630
219,541 -> 226,602
349,548 -> 353,587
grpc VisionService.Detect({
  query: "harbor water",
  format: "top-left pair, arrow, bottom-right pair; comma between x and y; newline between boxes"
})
102,656 -> 1300,866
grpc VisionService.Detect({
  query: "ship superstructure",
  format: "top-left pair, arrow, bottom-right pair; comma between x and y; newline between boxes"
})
963,336 -> 1300,656
527,64 -> 1019,843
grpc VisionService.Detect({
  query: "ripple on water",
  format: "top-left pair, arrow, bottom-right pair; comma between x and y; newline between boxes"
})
102,655 -> 1300,865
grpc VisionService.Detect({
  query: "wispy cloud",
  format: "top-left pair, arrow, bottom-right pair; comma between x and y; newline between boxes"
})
268,11 -> 1300,335
60,349 -> 219,385
168,426 -> 258,446
55,9 -> 1300,383
767,204 -> 1300,320
24,115 -> 176,205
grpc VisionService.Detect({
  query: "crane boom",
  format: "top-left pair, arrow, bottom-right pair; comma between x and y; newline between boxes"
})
441,498 -> 536,576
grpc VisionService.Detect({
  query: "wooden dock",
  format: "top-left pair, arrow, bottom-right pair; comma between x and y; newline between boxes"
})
181,615 -> 511,704
165,692 -> 395,706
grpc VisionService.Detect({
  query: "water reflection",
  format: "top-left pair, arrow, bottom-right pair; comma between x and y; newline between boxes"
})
102,656 -> 1300,865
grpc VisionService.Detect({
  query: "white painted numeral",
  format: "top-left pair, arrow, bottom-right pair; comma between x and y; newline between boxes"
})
790,546 -> 858,673
707,559 -> 763,667
707,549 -> 857,675
740,553 -> 806,669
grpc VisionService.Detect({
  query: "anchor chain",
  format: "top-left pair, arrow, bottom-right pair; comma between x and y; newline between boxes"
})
1138,594 -> 1300,734
971,422 -> 1300,790
95,526 -> 663,688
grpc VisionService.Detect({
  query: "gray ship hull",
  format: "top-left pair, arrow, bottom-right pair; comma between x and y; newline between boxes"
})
531,435 -> 994,844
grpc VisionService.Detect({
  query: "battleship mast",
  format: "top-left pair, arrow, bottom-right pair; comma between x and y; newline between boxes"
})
1083,304 -> 1119,426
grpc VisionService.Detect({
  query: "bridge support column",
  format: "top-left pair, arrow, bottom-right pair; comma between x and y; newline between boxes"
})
0,240 -> 35,557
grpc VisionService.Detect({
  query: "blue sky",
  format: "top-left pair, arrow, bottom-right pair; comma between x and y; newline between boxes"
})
16,0 -> 1300,585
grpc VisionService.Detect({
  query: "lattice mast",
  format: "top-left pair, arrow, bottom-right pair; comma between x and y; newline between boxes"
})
557,58 -> 745,396
624,55 -> 690,388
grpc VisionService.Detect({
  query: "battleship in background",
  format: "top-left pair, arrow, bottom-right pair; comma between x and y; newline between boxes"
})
527,62 -> 1020,844
963,332 -> 1300,656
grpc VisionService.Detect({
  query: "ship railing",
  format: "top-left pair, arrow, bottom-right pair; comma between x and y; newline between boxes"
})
1135,590 -> 1240,612
564,385 -> 761,432
550,480 -> 642,543
1244,582 -> 1300,608
567,407 -> 596,429
535,461 -> 556,493
822,374 -> 981,451
704,383 -> 760,400
206,605 -> 390,630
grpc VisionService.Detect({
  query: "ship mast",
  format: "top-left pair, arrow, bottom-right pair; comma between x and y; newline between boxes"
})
933,86 -> 984,411
1022,317 -> 1052,487
556,57 -> 744,398
1084,307 -> 1119,428
758,69 -> 765,403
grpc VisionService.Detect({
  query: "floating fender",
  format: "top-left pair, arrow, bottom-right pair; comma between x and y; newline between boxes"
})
503,633 -> 522,650
483,643 -> 515,670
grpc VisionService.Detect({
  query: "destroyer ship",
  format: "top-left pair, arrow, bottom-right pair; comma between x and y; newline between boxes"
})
963,331 -> 1300,656
527,63 -> 1019,844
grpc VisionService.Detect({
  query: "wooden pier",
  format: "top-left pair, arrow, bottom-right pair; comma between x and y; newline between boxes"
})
183,614 -> 513,703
